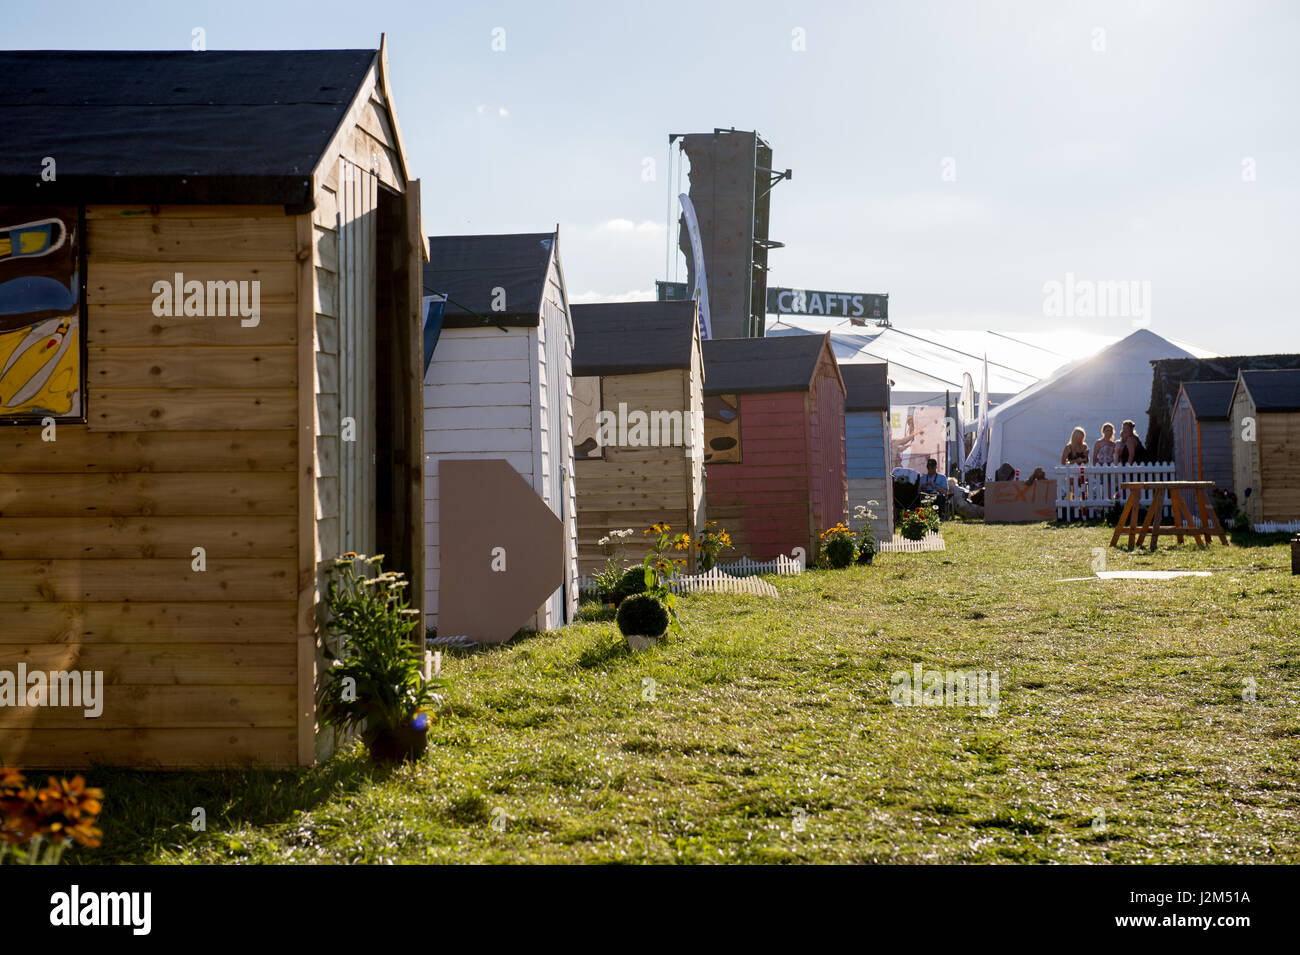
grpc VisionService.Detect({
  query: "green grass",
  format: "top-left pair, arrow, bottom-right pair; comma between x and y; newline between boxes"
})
81,522 -> 1300,864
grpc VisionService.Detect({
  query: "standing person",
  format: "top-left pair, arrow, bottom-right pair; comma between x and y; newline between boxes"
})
1061,427 -> 1090,465
1093,422 -> 1118,465
1116,419 -> 1147,465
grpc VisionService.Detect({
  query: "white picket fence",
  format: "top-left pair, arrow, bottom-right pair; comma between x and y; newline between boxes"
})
1252,520 -> 1300,533
576,567 -> 780,598
715,551 -> 806,577
668,568 -> 780,597
1053,462 -> 1175,521
877,531 -> 946,552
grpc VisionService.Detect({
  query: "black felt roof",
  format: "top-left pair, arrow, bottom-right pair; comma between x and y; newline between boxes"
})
571,301 -> 697,376
1237,369 -> 1300,413
424,233 -> 556,327
702,334 -> 829,395
0,50 -> 378,209
840,362 -> 890,411
1177,380 -> 1235,421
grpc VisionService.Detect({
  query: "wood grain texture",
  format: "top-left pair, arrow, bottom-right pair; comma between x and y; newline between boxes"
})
0,602 -> 296,645
0,472 -> 295,517
0,429 -> 296,473
0,559 -> 296,602
88,346 -> 297,389
0,515 -> 296,559
88,388 -> 297,431
2,728 -> 299,769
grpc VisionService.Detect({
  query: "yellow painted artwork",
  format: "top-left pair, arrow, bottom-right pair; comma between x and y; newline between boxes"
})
0,208 -> 82,420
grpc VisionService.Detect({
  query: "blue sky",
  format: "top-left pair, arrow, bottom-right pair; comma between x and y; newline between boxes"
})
8,0 -> 1298,353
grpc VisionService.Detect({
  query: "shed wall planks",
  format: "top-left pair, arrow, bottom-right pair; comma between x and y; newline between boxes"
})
0,204 -> 303,768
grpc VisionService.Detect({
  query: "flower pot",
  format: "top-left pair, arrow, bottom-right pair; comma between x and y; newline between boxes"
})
366,723 -> 429,763
859,553 -> 874,565
623,633 -> 660,651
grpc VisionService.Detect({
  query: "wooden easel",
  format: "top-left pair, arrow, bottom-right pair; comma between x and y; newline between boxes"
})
1110,481 -> 1228,550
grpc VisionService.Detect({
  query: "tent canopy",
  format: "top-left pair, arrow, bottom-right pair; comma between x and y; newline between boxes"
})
985,328 -> 1207,474
765,317 -> 1119,406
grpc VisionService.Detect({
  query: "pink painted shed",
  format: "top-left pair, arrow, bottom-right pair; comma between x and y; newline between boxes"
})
701,334 -> 846,560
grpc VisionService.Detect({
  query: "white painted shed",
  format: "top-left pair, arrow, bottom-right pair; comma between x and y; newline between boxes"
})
421,232 -> 578,636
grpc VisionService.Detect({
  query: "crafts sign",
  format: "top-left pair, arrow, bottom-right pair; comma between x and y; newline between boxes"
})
767,287 -> 888,324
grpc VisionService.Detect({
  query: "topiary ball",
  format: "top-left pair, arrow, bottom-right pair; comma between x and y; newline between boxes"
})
616,593 -> 669,637
615,566 -> 650,602
825,535 -> 856,569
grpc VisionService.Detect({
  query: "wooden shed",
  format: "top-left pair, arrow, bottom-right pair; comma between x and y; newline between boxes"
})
1172,379 -> 1235,493
701,334 -> 846,560
570,300 -> 704,573
422,233 -> 578,636
841,362 -> 894,541
0,45 -> 425,769
1230,369 -> 1300,524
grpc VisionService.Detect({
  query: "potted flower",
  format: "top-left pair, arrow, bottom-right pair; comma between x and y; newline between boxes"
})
856,529 -> 878,565
617,593 -> 670,650
674,522 -> 732,572
899,505 -> 940,542
819,522 -> 857,569
318,554 -> 445,763
592,528 -> 635,607
614,523 -> 685,650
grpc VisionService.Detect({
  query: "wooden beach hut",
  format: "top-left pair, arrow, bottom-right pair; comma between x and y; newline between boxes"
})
1172,379 -> 1235,493
841,362 -> 893,541
0,45 -> 426,769
422,232 -> 578,638
570,300 -> 704,573
1230,369 -> 1300,524
701,334 -> 846,560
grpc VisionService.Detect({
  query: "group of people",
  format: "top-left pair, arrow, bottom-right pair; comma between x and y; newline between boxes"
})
1060,419 -> 1148,467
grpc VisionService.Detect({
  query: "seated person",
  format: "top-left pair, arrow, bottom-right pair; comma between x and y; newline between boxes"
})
918,458 -> 949,514
1116,419 -> 1147,465
1093,422 -> 1117,465
1061,426 -> 1090,466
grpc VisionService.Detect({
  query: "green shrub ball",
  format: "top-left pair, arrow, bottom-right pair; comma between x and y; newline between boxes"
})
825,535 -> 856,569
615,566 -> 650,602
616,593 -> 669,637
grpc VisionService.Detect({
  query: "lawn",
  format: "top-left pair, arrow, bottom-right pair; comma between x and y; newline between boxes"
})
85,522 -> 1299,864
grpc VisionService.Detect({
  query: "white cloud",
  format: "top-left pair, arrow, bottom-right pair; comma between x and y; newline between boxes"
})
498,107 -> 509,117
599,218 -> 664,233
569,288 -> 657,304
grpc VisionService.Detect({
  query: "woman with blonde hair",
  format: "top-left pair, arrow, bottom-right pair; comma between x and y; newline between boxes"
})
1061,426 -> 1090,466
1093,422 -> 1117,465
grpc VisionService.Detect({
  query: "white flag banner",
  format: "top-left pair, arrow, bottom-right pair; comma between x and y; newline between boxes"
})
678,193 -> 713,340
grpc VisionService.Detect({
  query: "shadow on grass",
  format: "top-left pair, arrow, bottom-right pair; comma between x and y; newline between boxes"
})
84,745 -> 397,864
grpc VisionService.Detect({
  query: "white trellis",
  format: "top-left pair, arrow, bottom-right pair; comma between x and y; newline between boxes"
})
877,531 -> 946,552
1053,462 -> 1176,521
